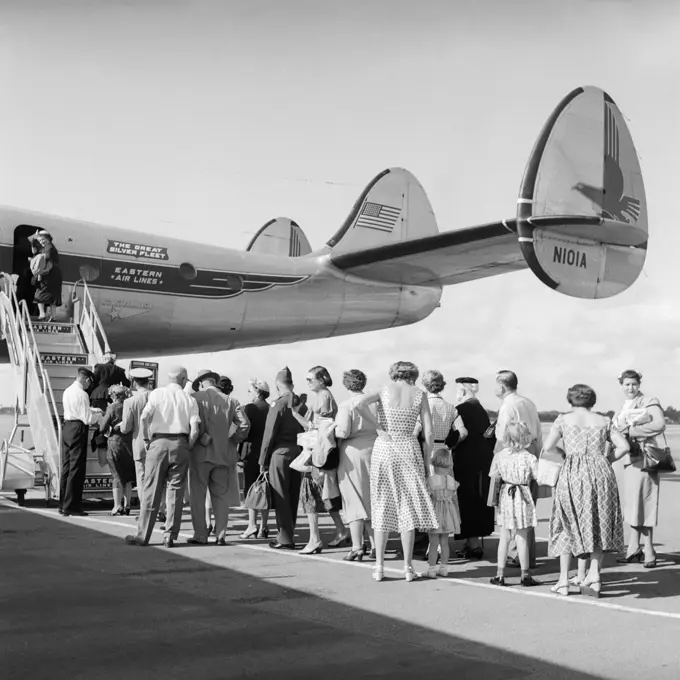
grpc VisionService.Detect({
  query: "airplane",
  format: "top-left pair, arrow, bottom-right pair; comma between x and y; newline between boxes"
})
0,85 -> 648,361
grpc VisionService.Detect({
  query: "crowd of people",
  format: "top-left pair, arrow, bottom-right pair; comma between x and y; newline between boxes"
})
57,356 -> 667,595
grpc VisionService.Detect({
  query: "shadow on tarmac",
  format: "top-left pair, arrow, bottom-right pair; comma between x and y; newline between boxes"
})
0,503 -> 614,680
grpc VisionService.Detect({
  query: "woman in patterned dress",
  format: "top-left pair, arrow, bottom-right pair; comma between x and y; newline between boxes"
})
611,369 -> 666,568
356,361 -> 440,582
545,384 -> 629,598
296,366 -> 349,554
418,370 -> 466,560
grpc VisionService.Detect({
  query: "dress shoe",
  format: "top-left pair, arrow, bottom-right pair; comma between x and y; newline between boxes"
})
125,535 -> 146,546
490,576 -> 506,586
186,537 -> 208,545
64,510 -> 89,517
58,508 -> 65,515
216,537 -> 228,546
521,575 -> 541,587
328,532 -> 350,548
163,536 -> 175,548
269,541 -> 295,550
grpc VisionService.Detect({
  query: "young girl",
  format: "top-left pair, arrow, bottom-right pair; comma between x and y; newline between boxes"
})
426,447 -> 461,578
489,421 -> 541,587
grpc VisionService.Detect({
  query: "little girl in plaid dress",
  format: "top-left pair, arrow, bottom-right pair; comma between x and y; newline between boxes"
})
489,421 -> 540,588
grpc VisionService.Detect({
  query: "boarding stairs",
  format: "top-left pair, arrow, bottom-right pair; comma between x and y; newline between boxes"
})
0,274 -> 111,504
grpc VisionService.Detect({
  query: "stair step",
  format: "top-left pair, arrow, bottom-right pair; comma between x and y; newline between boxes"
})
35,340 -> 84,354
37,364 -> 80,380
39,352 -> 89,366
32,322 -> 77,335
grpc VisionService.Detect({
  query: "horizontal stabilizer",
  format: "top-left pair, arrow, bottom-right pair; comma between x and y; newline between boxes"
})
331,220 -> 525,286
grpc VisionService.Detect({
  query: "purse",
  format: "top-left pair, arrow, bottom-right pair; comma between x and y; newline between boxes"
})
244,472 -> 271,511
487,474 -> 502,507
536,447 -> 564,487
640,433 -> 676,473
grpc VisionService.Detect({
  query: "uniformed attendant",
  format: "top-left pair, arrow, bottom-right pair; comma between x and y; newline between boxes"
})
188,369 -> 250,546
60,368 -> 102,516
118,367 -> 166,520
259,367 -> 305,550
125,366 -> 200,547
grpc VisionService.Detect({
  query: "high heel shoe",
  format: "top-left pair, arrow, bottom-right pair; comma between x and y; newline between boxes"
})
240,526 -> 258,540
110,507 -> 124,516
616,548 -> 643,563
343,548 -> 365,562
257,527 -> 269,539
580,580 -> 601,598
404,566 -> 420,582
300,542 -> 323,555
643,553 -> 658,569
328,532 -> 350,548
124,505 -> 130,516
372,566 -> 384,582
550,582 -> 570,597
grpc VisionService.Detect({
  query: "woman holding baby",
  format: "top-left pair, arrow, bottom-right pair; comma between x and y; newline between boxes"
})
612,369 -> 666,568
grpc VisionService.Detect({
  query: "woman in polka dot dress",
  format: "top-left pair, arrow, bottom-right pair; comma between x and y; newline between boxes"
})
356,361 -> 439,582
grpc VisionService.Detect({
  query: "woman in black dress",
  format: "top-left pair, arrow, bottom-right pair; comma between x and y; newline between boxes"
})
30,231 -> 62,321
239,378 -> 271,539
447,377 -> 495,559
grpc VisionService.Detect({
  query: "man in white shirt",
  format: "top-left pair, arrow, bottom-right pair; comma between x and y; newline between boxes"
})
60,368 -> 102,516
125,365 -> 200,547
494,370 -> 542,568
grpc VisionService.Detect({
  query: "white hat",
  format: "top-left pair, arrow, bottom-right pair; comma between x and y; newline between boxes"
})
130,367 -> 153,380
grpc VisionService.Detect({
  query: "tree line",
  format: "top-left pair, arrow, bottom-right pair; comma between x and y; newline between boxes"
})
486,407 -> 680,424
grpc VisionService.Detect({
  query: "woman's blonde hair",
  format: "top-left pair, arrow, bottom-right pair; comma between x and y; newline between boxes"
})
431,447 -> 453,469
502,421 -> 533,451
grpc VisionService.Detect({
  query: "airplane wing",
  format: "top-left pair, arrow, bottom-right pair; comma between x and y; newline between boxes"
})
330,220 -> 527,286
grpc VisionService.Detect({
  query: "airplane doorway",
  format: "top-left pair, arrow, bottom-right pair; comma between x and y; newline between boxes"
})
13,224 -> 42,276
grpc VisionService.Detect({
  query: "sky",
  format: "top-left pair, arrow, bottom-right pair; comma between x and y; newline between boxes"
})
1,0 -> 679,413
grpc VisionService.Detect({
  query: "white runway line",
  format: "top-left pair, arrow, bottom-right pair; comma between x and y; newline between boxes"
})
5,500 -> 680,621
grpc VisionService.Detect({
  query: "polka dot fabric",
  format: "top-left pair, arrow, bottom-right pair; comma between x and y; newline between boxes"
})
370,388 -> 439,533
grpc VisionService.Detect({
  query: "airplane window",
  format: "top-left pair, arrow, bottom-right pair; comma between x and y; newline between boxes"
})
179,262 -> 197,280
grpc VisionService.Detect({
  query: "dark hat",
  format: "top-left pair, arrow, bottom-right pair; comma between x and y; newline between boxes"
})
276,366 -> 293,383
192,368 -> 220,391
455,376 -> 479,384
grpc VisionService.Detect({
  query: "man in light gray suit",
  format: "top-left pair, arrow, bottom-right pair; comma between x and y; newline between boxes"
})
119,367 -> 165,520
188,369 -> 250,546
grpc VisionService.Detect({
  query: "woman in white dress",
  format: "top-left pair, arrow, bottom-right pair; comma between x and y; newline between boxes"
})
356,361 -> 439,582
335,370 -> 379,561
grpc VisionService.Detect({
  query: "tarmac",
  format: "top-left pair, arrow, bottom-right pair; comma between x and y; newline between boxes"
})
2,480 -> 680,680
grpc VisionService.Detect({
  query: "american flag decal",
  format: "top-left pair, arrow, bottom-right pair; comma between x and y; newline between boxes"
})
355,202 -> 401,233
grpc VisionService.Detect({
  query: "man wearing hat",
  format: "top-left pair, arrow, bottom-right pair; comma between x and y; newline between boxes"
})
188,369 -> 250,545
119,367 -> 165,520
126,365 -> 200,547
60,367 -> 103,516
259,367 -> 306,550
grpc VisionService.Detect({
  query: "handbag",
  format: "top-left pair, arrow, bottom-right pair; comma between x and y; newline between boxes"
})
641,434 -> 676,473
536,447 -> 564,487
487,474 -> 502,507
244,472 -> 271,511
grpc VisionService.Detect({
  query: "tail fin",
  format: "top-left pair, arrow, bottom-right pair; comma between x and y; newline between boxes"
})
246,217 -> 312,257
516,86 -> 647,299
327,168 -> 438,257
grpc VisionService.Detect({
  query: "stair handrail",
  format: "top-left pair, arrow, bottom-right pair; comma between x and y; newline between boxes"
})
15,298 -> 63,457
71,278 -> 110,362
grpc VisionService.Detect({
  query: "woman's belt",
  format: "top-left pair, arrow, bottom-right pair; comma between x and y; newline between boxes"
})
502,482 -> 532,503
434,439 -> 447,444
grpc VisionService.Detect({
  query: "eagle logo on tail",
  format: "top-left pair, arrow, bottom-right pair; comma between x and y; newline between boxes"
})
573,102 -> 641,224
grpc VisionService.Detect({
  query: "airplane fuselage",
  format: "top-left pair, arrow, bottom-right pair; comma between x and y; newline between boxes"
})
0,207 -> 442,358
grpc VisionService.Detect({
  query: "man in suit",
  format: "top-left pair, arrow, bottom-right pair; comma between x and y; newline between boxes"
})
259,367 -> 306,550
90,352 -> 131,411
119,367 -> 165,520
187,369 -> 250,546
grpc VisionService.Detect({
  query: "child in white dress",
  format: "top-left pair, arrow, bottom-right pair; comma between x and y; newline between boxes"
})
489,421 -> 540,587
426,448 -> 461,579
